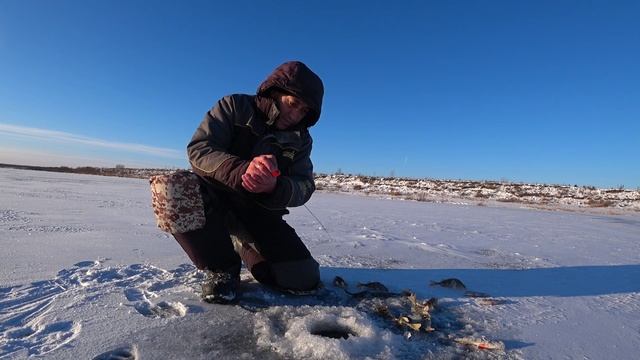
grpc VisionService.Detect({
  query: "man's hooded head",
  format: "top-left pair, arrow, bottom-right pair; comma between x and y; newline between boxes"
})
257,61 -> 324,128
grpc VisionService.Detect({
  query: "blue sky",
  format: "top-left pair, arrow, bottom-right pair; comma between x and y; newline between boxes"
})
1,1 -> 638,188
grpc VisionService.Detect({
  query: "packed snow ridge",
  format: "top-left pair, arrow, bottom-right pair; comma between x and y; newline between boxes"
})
314,174 -> 640,212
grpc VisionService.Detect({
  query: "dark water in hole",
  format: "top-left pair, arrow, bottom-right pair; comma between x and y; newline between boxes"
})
311,328 -> 355,340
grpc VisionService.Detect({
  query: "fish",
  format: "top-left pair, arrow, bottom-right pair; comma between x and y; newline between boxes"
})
406,292 -> 437,318
372,296 -> 435,333
464,290 -> 491,298
332,276 -> 348,289
453,337 -> 505,351
425,297 -> 438,309
395,316 -> 422,331
373,303 -> 391,317
430,278 -> 466,289
357,281 -> 389,292
334,276 -> 399,298
476,298 -> 509,306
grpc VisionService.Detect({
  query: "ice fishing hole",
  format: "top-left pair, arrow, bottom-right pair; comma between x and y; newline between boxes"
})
309,321 -> 358,340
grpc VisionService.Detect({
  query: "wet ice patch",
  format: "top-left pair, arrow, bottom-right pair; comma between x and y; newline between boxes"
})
254,305 -> 399,360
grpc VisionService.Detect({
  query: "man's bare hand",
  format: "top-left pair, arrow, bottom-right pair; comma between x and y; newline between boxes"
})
242,154 -> 278,193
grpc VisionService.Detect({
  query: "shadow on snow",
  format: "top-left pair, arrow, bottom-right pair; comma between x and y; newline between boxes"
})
320,264 -> 640,298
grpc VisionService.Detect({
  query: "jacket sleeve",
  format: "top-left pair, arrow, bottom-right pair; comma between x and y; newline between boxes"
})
187,96 -> 250,191
255,134 -> 316,210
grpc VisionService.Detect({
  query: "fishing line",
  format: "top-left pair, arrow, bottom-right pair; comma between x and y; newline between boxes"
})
304,204 -> 336,242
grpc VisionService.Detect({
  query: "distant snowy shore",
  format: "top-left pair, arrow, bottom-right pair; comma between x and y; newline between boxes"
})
314,174 -> 640,212
1,163 -> 637,212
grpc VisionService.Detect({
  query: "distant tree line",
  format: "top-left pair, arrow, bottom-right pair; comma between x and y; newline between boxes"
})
0,163 -> 179,179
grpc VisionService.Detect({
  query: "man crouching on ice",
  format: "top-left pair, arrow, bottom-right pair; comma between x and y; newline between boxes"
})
174,61 -> 323,303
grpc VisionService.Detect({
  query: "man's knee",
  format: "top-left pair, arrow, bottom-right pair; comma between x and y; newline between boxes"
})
269,258 -> 320,291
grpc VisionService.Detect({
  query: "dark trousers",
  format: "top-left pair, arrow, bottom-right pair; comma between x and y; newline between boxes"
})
172,186 -> 319,291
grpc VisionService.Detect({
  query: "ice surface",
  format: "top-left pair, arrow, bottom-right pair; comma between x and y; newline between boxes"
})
1,168 -> 639,359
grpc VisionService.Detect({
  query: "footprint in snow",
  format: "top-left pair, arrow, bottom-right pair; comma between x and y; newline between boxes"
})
133,300 -> 188,319
1,261 -> 200,357
123,288 -> 150,302
122,286 -> 187,318
1,320 -> 81,357
74,260 -> 99,268
92,344 -> 138,360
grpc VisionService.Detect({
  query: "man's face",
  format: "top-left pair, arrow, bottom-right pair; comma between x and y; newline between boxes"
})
275,94 -> 310,130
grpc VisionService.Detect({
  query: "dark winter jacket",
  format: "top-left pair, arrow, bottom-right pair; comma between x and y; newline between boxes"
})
187,61 -> 324,211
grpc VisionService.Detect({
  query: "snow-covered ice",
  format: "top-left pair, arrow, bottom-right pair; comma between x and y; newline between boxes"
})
1,168 -> 639,359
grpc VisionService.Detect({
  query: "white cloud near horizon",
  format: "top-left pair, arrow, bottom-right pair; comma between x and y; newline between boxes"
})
0,123 -> 183,159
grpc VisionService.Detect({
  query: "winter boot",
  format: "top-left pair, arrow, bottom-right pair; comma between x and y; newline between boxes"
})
201,270 -> 240,304
231,236 -> 279,286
